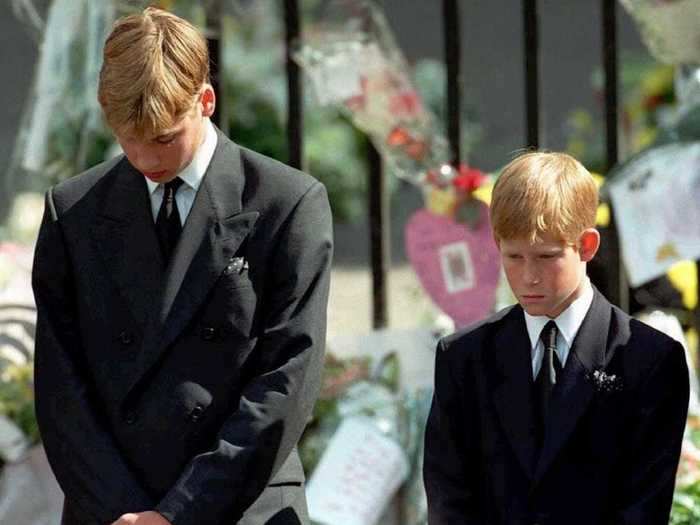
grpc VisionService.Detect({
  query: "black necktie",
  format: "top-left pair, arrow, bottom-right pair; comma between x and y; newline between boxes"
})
535,320 -> 562,445
155,177 -> 184,264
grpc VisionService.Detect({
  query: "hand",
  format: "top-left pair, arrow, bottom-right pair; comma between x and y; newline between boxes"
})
111,511 -> 172,525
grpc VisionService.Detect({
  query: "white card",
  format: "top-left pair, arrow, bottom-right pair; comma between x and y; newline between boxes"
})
0,415 -> 28,463
608,143 -> 700,287
439,241 -> 476,294
306,416 -> 409,525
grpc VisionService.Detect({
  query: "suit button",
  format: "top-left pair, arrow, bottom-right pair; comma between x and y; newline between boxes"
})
124,411 -> 137,425
190,404 -> 205,422
200,326 -> 217,341
118,331 -> 133,345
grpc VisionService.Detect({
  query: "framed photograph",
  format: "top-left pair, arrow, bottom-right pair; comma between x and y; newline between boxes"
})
439,241 -> 475,294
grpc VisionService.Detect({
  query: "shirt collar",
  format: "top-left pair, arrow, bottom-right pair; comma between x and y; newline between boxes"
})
145,118 -> 218,195
524,277 -> 594,350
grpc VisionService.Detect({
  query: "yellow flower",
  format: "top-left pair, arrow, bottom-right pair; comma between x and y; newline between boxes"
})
567,139 -> 587,159
640,65 -> 674,97
633,128 -> 658,152
570,109 -> 594,131
473,180 -> 494,206
667,260 -> 698,311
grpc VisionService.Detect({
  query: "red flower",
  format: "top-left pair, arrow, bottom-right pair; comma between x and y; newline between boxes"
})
389,90 -> 422,116
385,126 -> 428,160
386,126 -> 412,146
452,165 -> 486,193
642,94 -> 664,111
425,168 -> 449,188
344,76 -> 369,111
405,140 -> 427,161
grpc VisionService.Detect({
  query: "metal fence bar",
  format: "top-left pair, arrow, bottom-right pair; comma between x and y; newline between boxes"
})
368,139 -> 389,329
444,0 -> 462,167
602,0 -> 619,170
205,1 -> 223,129
601,0 -> 629,312
523,0 -> 540,149
285,0 -> 304,170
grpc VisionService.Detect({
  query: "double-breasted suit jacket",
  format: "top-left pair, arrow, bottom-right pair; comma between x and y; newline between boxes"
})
424,289 -> 689,525
32,128 -> 333,525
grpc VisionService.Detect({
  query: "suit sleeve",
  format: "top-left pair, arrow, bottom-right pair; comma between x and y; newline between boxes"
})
610,340 -> 689,525
32,190 -> 155,524
155,181 -> 333,525
423,338 -> 485,524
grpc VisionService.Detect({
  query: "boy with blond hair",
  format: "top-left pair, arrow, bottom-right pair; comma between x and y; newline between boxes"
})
423,152 -> 689,524
32,7 -> 332,525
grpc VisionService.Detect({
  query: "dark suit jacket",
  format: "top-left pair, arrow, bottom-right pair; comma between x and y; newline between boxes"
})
31,128 -> 333,525
423,289 -> 689,525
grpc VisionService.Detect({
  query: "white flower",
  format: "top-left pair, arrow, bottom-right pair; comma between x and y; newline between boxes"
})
6,192 -> 45,245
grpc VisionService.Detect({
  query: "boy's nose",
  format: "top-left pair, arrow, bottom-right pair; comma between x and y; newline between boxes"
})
136,152 -> 160,171
523,263 -> 540,285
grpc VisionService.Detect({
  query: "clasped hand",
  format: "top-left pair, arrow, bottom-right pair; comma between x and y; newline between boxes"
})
111,511 -> 172,525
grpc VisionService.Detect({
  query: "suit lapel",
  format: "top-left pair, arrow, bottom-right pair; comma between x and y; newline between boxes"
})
491,306 -> 538,479
90,159 -> 164,330
127,130 -> 259,397
532,288 -> 611,484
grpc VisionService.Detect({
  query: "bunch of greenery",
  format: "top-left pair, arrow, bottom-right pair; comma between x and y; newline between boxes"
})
0,363 -> 39,447
671,482 -> 700,525
671,416 -> 700,524
564,55 -> 676,173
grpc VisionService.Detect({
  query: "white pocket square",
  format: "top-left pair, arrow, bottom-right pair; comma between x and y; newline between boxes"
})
226,256 -> 249,274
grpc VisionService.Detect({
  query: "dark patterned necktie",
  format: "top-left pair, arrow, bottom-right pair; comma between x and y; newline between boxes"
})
535,320 -> 562,445
155,177 -> 184,264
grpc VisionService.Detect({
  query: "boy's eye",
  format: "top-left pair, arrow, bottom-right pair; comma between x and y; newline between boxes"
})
506,254 -> 523,260
155,134 -> 177,144
539,252 -> 562,259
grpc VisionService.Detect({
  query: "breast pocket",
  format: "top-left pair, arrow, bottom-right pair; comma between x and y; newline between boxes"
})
204,267 -> 258,341
218,255 -> 253,288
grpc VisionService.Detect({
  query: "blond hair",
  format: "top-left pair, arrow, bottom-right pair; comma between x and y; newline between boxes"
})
490,152 -> 598,244
98,6 -> 209,137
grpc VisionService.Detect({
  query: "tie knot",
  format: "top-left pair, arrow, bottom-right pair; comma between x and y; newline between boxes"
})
540,320 -> 558,349
164,177 -> 184,194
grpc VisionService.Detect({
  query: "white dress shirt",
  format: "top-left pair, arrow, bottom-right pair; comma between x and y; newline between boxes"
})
524,278 -> 594,379
145,118 -> 218,225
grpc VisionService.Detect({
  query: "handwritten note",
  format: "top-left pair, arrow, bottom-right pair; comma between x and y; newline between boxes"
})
306,416 -> 409,525
608,143 -> 700,286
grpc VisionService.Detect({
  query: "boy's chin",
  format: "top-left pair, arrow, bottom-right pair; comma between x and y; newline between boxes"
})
520,302 -> 557,318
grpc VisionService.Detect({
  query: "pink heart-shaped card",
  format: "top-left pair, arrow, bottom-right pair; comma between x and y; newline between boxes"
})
405,203 -> 501,328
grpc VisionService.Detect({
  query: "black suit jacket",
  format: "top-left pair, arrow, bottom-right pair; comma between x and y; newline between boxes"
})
423,289 -> 689,525
31,128 -> 333,525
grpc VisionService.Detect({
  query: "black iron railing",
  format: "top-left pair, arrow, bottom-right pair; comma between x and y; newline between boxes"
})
211,0 -> 635,324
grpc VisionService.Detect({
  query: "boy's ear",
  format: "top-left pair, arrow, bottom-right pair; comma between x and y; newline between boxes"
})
493,235 -> 501,252
200,84 -> 216,117
578,228 -> 600,262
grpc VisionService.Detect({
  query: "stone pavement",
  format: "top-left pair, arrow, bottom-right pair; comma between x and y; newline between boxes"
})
0,446 -> 61,525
